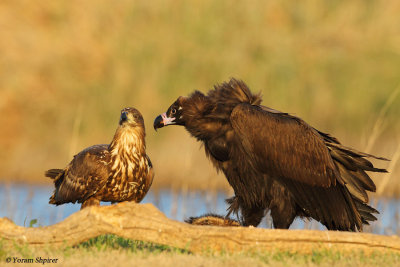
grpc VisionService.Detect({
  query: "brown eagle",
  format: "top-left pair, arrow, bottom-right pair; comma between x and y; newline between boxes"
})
46,107 -> 154,209
154,78 -> 388,231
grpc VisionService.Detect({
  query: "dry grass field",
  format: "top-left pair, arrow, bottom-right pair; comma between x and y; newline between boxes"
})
0,0 -> 399,195
1,236 -> 399,267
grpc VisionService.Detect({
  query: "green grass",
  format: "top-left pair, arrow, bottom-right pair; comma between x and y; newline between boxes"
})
76,234 -> 190,254
1,236 -> 400,266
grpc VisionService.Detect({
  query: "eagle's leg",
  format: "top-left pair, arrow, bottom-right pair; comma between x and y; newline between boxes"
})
80,197 -> 100,210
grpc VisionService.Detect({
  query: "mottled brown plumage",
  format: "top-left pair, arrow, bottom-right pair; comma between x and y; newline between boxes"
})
185,214 -> 240,227
154,78 -> 388,231
46,107 -> 154,209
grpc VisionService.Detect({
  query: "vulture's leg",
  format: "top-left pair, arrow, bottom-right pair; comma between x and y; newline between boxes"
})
241,205 -> 265,227
225,196 -> 240,218
227,196 -> 264,226
270,200 -> 297,229
80,197 -> 100,210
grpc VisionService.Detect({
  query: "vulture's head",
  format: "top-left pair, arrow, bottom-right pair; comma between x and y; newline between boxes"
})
153,96 -> 188,130
119,107 -> 145,128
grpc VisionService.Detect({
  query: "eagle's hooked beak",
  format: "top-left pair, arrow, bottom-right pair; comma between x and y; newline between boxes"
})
119,111 -> 128,125
154,113 -> 175,131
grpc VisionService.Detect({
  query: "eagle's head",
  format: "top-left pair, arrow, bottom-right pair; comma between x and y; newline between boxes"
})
119,107 -> 145,128
111,107 -> 146,156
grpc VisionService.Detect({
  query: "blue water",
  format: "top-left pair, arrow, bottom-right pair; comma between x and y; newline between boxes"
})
0,184 -> 399,235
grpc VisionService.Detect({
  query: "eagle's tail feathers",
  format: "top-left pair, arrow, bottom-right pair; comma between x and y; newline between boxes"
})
45,169 -> 64,179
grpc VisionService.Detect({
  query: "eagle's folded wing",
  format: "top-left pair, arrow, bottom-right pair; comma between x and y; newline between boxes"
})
51,145 -> 110,204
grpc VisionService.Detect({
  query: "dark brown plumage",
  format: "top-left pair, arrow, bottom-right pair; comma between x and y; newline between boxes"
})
154,78 -> 388,231
185,214 -> 241,227
46,107 -> 154,209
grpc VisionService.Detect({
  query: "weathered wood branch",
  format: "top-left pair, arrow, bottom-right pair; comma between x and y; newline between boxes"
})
1,202 -> 399,254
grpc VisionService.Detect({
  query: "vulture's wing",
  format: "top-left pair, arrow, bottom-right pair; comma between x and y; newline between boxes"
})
53,144 -> 110,204
230,103 -> 340,188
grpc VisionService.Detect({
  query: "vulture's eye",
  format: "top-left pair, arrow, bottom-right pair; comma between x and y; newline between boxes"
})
171,108 -> 177,115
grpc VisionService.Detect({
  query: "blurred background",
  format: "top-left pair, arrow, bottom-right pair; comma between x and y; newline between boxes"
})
0,0 -> 399,232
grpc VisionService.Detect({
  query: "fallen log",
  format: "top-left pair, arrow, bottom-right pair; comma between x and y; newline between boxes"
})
0,202 -> 399,254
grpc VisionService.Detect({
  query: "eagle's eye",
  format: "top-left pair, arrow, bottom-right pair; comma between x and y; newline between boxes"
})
171,108 -> 177,115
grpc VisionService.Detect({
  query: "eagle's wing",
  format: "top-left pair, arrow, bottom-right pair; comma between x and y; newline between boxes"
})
144,155 -> 155,192
52,144 -> 110,204
230,103 -> 340,188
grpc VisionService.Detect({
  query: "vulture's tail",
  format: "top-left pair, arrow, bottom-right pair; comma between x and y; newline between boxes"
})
321,132 -> 388,229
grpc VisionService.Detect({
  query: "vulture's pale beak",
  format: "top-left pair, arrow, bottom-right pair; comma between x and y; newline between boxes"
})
154,113 -> 175,131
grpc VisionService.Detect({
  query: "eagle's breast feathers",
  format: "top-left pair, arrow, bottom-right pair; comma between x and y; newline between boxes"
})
103,128 -> 152,202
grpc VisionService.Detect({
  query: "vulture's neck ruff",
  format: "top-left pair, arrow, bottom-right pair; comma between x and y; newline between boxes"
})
180,85 -> 263,142
109,125 -> 148,184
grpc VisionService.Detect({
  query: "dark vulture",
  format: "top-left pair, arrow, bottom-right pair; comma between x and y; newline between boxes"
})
46,107 -> 154,209
154,78 -> 388,231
